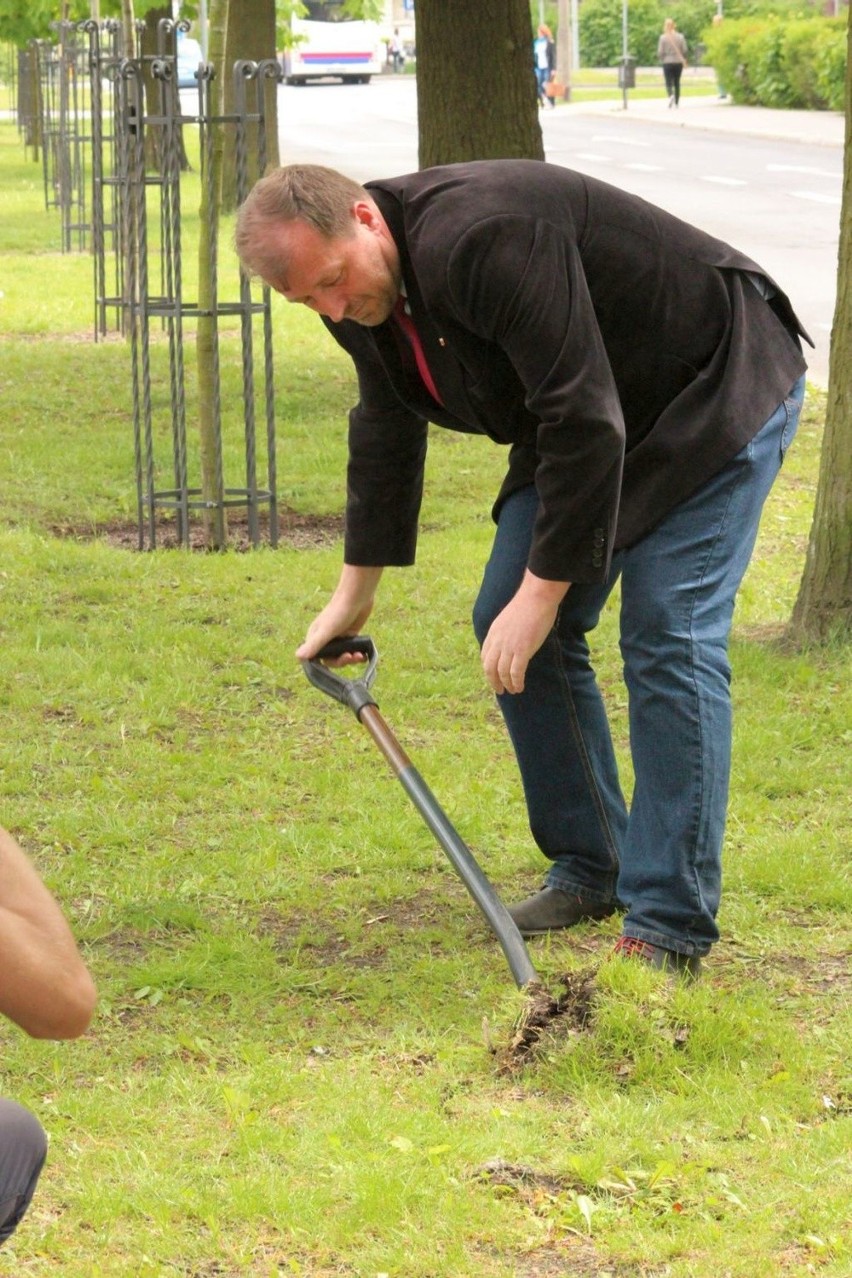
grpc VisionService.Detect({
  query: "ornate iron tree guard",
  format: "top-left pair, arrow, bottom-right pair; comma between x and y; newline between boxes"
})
111,28 -> 280,550
81,17 -> 125,339
31,22 -> 91,252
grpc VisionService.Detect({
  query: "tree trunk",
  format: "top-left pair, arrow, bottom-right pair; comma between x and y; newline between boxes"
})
119,0 -> 135,58
555,0 -> 573,101
220,0 -> 279,213
417,0 -> 543,168
196,0 -> 230,548
789,5 -> 852,645
25,43 -> 41,158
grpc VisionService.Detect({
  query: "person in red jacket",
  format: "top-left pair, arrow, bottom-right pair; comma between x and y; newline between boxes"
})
236,160 -> 808,979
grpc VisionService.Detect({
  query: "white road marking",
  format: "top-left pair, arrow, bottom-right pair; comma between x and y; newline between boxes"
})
701,175 -> 748,186
592,134 -> 652,148
767,164 -> 839,179
789,190 -> 842,206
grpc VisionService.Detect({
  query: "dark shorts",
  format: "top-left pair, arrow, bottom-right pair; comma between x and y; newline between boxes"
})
0,1098 -> 47,1246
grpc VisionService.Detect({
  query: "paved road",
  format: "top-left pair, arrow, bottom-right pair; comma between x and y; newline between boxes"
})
277,77 -> 844,385
278,76 -> 419,177
540,104 -> 843,386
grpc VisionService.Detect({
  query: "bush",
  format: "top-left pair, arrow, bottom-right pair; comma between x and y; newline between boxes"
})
702,15 -> 846,109
704,17 -> 757,102
782,19 -> 831,108
579,0 -> 659,68
812,16 -> 848,111
742,19 -> 796,107
577,0 -> 718,68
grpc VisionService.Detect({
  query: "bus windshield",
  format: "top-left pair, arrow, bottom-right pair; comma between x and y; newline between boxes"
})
303,2 -> 355,19
283,2 -> 383,85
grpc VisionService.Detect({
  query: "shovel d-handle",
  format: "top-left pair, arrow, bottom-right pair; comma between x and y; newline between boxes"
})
300,635 -> 378,717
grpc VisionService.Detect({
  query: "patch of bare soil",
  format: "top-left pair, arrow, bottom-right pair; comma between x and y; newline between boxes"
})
256,891 -> 452,976
257,890 -> 446,954
496,969 -> 597,1074
470,1179 -> 645,1275
716,936 -> 851,997
508,1248 -> 633,1278
778,950 -> 851,989
0,330 -> 120,344
49,507 -> 344,552
475,1156 -> 585,1197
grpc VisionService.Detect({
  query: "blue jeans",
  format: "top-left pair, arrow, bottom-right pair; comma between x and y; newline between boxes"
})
472,376 -> 805,956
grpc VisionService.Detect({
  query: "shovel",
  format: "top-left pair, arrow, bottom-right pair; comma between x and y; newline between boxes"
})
301,635 -> 540,991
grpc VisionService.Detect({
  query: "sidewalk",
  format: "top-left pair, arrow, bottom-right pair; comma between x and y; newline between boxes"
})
557,92 -> 846,149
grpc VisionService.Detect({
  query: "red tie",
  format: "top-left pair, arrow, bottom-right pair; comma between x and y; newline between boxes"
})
394,298 -> 443,405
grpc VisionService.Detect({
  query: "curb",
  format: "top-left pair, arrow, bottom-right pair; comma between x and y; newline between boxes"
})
551,96 -> 846,149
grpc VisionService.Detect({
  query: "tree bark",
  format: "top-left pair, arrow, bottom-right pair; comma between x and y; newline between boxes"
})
196,0 -> 230,548
25,43 -> 41,158
789,4 -> 852,644
555,0 -> 572,101
220,0 -> 280,213
416,0 -> 543,169
119,0 -> 135,58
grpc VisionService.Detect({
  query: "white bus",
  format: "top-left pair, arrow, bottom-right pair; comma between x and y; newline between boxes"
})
282,1 -> 383,86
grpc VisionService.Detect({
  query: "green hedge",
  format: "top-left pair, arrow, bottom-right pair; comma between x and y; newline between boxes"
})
703,15 -> 847,109
573,0 -> 846,110
579,0 -> 702,68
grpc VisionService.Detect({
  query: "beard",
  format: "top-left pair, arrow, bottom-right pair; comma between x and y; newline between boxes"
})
347,290 -> 397,327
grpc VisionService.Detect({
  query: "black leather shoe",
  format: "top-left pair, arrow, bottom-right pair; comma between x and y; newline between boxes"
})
508,886 -> 618,937
612,935 -> 702,980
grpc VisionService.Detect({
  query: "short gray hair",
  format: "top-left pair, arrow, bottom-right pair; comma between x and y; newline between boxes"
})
235,164 -> 368,280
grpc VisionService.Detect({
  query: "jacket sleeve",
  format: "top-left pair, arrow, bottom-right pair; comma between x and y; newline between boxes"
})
322,318 -> 429,567
445,214 -> 625,583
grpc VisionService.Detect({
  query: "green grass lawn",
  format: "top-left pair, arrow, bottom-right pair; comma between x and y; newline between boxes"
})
556,65 -> 719,103
0,115 -> 849,1277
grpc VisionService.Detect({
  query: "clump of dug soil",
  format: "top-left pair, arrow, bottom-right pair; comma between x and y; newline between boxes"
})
495,968 -> 597,1073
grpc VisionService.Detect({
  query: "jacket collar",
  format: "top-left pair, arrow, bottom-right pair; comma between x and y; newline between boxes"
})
366,184 -> 476,427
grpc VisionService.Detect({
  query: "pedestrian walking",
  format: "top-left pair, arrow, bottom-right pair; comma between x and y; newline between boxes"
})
658,18 -> 689,107
533,24 -> 556,108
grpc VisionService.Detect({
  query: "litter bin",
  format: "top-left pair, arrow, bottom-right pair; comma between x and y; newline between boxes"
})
618,55 -> 637,90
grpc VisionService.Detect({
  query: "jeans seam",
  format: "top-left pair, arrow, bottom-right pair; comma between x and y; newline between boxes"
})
780,391 -> 796,457
550,625 -> 621,878
682,463 -> 746,938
